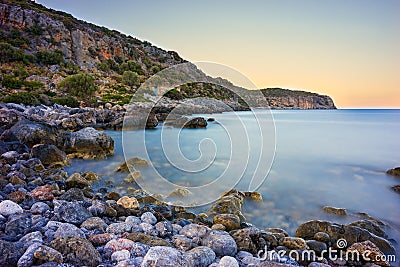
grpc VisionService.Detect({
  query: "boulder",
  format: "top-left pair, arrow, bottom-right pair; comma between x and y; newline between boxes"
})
53,200 -> 92,225
115,157 -> 149,172
142,246 -> 189,267
0,239 -> 25,266
33,245 -> 63,264
30,144 -> 69,167
0,108 -> 20,127
213,214 -> 241,231
348,220 -> 387,238
280,237 -> 308,250
9,119 -> 58,148
392,185 -> 400,194
202,230 -> 237,256
207,189 -> 246,222
65,173 -> 90,189
295,220 -> 396,255
127,232 -> 171,247
347,240 -> 390,266
61,127 -> 114,159
0,141 -> 29,154
386,167 -> 400,177
50,237 -> 101,267
230,227 -> 264,254
0,200 -> 23,217
187,246 -> 216,267
322,206 -> 347,216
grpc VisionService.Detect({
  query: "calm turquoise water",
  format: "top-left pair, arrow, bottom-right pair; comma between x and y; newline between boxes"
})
67,109 -> 400,245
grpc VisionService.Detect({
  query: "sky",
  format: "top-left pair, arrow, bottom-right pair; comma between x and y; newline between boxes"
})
36,0 -> 400,108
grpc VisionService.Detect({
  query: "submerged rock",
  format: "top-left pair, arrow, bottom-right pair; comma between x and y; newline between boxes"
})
392,185 -> 400,194
322,206 -> 347,216
115,157 -> 149,172
387,167 -> 400,177
207,189 -> 246,222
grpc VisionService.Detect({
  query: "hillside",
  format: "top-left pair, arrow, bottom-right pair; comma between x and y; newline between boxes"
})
0,0 -> 336,109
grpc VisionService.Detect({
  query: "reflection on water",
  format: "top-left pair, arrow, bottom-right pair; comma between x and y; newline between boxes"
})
66,109 -> 400,246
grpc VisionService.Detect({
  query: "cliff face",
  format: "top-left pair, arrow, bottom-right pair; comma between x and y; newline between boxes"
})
0,1 -> 184,71
265,95 -> 336,109
261,88 -> 336,109
0,0 -> 336,110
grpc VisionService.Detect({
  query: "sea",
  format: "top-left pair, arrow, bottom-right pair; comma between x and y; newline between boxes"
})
66,109 -> 400,254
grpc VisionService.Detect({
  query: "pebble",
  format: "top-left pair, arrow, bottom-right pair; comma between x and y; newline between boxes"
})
30,202 -> 50,214
141,211 -> 157,225
81,216 -> 108,232
54,223 -> 85,238
142,246 -> 189,267
187,246 -> 216,267
17,243 -> 41,267
202,230 -> 238,256
180,223 -> 210,238
219,256 -> 239,267
172,235 -> 195,251
106,222 -> 131,235
0,199 -> 23,216
53,200 -> 91,225
111,249 -> 131,262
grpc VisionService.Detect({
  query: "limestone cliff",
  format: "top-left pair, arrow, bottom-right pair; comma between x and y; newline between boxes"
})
0,0 -> 336,110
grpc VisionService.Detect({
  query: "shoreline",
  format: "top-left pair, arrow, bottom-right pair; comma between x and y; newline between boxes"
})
0,103 -> 398,267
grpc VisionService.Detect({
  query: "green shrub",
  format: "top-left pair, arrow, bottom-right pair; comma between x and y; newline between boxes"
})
23,80 -> 45,91
24,26 -> 43,35
98,61 -> 110,72
36,50 -> 64,65
1,75 -> 24,89
150,65 -> 161,75
0,43 -> 22,63
13,67 -> 29,78
119,60 -> 144,75
165,89 -> 183,100
122,71 -> 140,87
44,90 -> 56,97
57,73 -> 97,98
52,97 -> 79,107
3,92 -> 43,106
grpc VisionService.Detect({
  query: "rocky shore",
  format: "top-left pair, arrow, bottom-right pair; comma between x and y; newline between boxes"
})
0,104 -> 398,267
0,97 -> 244,132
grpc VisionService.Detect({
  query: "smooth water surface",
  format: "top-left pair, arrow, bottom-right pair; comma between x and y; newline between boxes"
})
67,109 -> 400,245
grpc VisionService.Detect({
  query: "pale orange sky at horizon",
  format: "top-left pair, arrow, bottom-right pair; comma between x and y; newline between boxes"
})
37,0 -> 400,108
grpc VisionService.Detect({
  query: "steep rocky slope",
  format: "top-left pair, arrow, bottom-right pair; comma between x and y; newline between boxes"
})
0,0 -> 336,109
